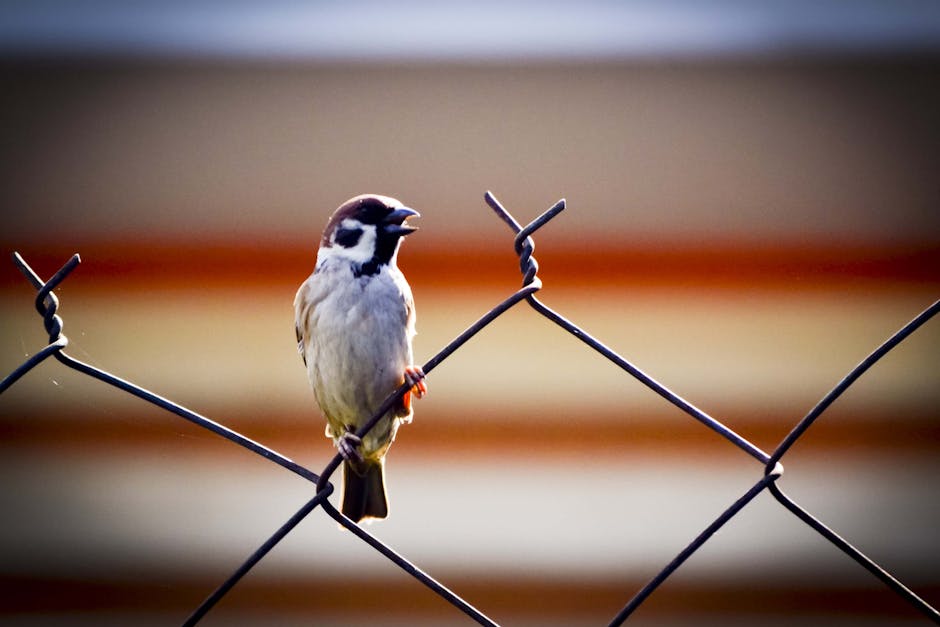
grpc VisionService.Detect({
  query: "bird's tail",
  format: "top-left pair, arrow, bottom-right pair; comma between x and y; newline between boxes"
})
342,458 -> 388,522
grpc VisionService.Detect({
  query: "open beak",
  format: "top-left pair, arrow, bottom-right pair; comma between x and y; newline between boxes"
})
383,207 -> 420,236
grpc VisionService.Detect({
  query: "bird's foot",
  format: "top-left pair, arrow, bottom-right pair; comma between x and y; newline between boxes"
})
337,426 -> 363,464
404,365 -> 427,399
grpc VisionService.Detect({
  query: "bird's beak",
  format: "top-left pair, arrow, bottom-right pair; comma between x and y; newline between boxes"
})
383,207 -> 420,236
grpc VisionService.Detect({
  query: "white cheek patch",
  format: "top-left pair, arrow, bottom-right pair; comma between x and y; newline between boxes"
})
317,219 -> 377,267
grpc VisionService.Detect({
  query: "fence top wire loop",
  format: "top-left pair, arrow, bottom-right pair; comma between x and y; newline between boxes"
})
484,190 -> 566,288
3,191 -> 938,627
15,251 -> 81,298
14,251 -> 81,341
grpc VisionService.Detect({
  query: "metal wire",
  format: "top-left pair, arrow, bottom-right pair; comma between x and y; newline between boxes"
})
2,193 -> 938,626
610,468 -> 783,626
3,252 -> 321,485
765,298 -> 940,623
484,192 -> 775,467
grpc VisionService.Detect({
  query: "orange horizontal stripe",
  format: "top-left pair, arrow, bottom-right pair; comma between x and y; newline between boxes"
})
2,238 -> 937,292
0,574 -> 934,619
3,409 -> 937,459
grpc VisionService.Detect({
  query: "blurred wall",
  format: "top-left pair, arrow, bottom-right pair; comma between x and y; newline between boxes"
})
2,60 -> 939,245
1,55 -> 938,626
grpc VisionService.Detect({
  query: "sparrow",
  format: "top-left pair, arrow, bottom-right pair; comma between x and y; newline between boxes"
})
294,194 -> 426,522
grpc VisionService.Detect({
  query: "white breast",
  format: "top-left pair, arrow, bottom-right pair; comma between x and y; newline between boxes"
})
294,259 -> 415,456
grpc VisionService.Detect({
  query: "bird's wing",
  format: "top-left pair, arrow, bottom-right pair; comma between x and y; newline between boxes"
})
294,320 -> 306,366
293,275 -> 325,367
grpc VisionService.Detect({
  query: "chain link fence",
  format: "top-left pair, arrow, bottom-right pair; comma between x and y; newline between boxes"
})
2,192 -> 938,626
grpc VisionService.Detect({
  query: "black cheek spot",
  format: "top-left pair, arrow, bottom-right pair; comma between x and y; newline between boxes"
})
334,227 -> 363,248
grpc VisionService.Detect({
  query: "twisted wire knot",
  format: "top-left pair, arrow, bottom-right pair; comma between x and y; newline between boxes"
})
0,253 -> 81,393
37,287 -> 65,343
484,191 -> 565,289
19,252 -> 81,346
513,232 -> 540,287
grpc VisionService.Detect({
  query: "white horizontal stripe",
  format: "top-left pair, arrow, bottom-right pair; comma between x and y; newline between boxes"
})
0,449 -> 936,582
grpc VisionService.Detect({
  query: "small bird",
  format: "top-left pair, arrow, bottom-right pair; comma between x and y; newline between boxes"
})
294,194 -> 426,522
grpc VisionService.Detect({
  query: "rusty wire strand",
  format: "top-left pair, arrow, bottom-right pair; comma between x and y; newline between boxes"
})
2,192 -> 938,626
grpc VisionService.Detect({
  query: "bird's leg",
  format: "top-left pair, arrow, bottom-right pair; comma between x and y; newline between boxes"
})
337,425 -> 363,463
400,365 -> 427,414
404,365 -> 427,399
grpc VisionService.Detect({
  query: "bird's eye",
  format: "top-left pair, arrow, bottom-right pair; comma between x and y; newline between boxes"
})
334,227 -> 363,248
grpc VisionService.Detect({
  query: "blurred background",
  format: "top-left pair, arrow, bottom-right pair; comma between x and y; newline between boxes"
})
1,2 -> 939,625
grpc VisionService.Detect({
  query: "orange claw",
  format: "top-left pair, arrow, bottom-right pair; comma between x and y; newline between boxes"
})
404,365 -> 427,399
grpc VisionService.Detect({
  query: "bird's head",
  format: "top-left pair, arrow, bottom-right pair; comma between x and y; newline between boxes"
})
316,194 -> 420,275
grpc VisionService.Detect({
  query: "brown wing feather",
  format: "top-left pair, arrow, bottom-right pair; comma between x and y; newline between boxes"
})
295,322 -> 306,366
